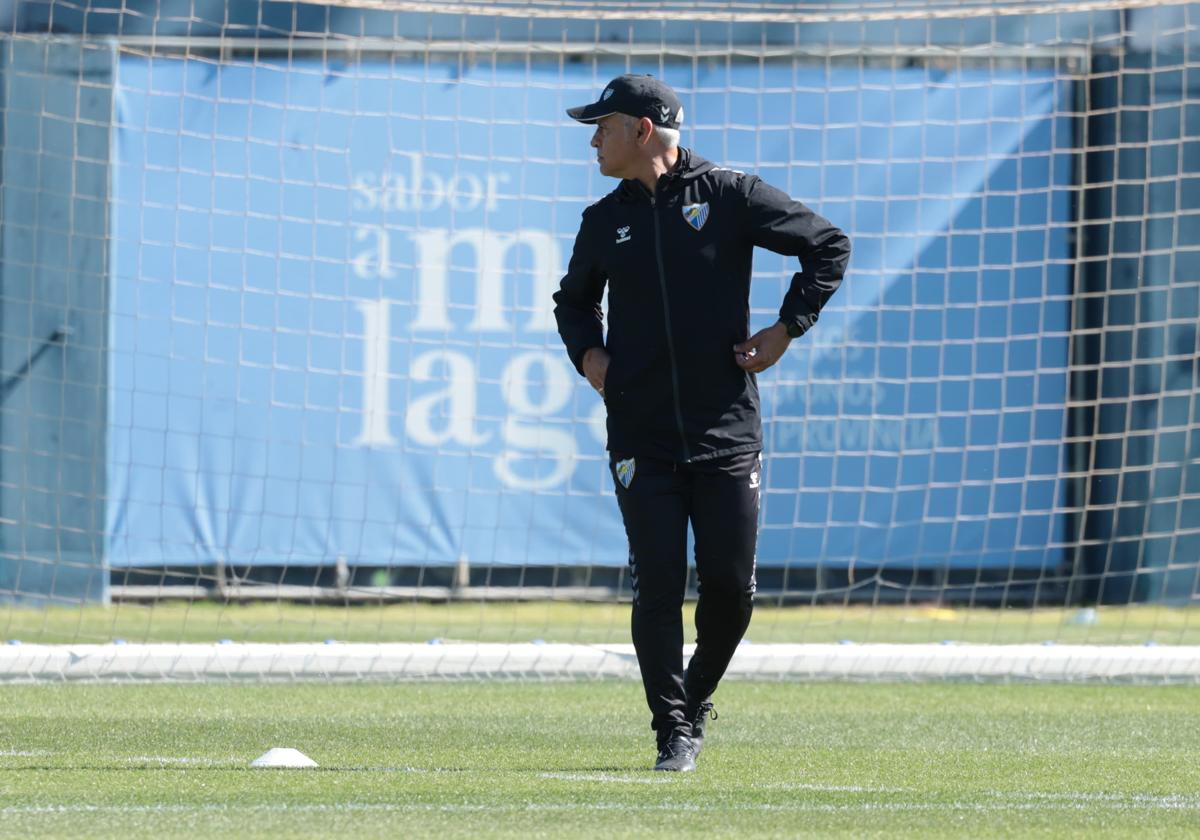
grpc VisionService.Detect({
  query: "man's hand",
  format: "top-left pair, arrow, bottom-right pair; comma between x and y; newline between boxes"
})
733,322 -> 791,374
582,347 -> 611,395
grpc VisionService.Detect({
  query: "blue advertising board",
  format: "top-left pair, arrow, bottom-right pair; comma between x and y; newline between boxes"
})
108,56 -> 1072,570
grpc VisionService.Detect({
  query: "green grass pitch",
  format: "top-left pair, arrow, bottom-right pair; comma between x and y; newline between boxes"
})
1,681 -> 1197,838
6,602 -> 1200,645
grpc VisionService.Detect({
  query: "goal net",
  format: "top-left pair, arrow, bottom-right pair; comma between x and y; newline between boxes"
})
1,0 -> 1197,680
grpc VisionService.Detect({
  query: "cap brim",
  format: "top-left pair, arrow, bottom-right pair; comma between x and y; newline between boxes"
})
567,103 -> 616,124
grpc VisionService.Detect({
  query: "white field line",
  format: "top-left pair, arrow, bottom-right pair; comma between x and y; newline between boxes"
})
3,751 -> 1196,812
538,772 -> 673,784
3,796 -> 1199,815
749,782 -> 916,794
3,643 -> 1200,681
2,753 -> 1195,810
0,750 -> 228,766
0,751 -> 430,772
987,790 -> 1200,808
122,756 -> 234,766
0,751 -> 451,774
538,773 -> 914,792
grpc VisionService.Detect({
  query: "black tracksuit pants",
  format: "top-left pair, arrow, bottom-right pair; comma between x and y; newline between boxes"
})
611,449 -> 760,741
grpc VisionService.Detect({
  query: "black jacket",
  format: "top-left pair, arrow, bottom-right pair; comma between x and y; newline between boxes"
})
553,149 -> 851,463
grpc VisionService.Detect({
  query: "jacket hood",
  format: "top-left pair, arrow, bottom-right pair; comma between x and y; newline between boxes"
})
674,148 -> 716,180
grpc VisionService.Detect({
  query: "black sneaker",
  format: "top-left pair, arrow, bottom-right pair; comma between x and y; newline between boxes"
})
689,701 -> 717,757
653,732 -> 697,772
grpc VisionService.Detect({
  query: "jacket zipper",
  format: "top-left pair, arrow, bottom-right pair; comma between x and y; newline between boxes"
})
650,193 -> 691,462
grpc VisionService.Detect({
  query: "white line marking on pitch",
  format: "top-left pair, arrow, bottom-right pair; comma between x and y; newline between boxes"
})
538,771 -> 674,784
753,782 -> 914,794
537,775 -> 914,793
123,756 -> 232,766
2,801 -> 1200,816
990,790 -> 1200,809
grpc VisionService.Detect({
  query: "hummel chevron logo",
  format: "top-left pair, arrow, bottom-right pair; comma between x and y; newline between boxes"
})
615,226 -> 631,243
658,104 -> 671,123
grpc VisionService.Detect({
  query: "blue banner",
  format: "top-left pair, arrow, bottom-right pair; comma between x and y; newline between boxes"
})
108,57 -> 1071,569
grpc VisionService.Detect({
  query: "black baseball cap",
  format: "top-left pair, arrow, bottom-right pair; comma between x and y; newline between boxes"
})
567,74 -> 683,130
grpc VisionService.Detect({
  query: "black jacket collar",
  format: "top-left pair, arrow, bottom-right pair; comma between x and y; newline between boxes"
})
614,148 -> 715,203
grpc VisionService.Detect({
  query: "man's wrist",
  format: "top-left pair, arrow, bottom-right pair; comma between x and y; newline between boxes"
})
777,318 -> 803,339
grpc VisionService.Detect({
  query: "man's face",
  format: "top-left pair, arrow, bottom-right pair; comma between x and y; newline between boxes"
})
590,114 -> 638,178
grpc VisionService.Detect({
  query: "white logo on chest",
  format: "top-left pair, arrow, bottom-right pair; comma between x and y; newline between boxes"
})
615,226 -> 631,244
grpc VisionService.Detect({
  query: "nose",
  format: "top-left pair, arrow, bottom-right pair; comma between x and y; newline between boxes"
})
590,129 -> 601,149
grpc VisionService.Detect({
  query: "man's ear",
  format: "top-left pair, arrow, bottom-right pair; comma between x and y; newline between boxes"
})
636,117 -> 654,145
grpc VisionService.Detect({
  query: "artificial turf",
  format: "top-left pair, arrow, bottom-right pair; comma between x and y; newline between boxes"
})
5,602 -> 1199,645
1,681 -> 1197,838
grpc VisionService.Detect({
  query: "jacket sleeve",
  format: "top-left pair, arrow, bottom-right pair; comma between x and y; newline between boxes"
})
552,208 -> 607,376
740,176 -> 851,338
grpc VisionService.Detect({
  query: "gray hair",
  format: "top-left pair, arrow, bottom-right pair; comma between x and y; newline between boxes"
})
621,114 -> 680,149
653,125 -> 680,149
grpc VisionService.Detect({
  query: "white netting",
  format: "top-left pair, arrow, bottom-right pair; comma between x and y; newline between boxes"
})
0,1 -> 1197,680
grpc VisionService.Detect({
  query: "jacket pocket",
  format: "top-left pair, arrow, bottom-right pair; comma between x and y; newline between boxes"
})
602,353 -> 623,398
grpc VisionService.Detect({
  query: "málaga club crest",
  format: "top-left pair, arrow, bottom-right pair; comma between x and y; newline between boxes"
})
682,202 -> 709,231
615,457 -> 636,489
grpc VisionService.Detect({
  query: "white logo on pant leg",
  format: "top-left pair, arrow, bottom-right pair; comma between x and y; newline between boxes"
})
749,470 -> 760,489
615,457 -> 636,489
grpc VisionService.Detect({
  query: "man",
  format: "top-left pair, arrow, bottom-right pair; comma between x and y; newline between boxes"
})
553,74 -> 851,772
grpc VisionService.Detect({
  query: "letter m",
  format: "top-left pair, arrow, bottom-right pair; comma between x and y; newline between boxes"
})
410,228 -> 560,333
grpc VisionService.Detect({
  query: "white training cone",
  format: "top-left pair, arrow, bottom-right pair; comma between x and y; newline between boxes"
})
250,748 -> 318,768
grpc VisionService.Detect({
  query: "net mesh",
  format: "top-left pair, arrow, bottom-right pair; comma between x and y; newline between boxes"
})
0,1 -> 1197,675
